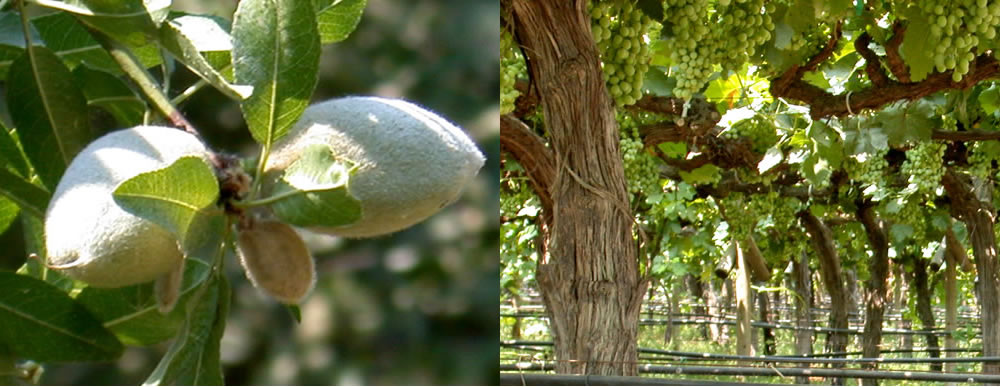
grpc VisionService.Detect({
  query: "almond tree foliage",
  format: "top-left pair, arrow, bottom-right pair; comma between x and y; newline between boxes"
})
0,0 -> 366,384
501,0 -> 1000,377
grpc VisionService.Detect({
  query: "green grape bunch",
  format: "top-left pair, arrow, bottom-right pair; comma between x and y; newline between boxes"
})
900,141 -> 946,196
916,0 -> 1000,82
619,116 -> 660,197
660,0 -> 773,100
845,148 -> 889,193
589,0 -> 658,107
501,27 -> 526,114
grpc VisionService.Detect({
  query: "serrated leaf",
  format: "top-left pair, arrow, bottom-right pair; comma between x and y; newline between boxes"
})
0,272 -> 123,362
269,144 -> 362,228
0,168 -> 48,219
872,100 -> 936,146
76,257 -> 214,346
143,275 -> 229,386
6,46 -> 91,191
34,0 -> 169,47
112,156 -> 220,250
313,0 -> 367,44
72,66 -> 146,127
30,12 -> 162,73
899,5 -> 933,82
159,15 -> 252,100
233,0 -> 321,146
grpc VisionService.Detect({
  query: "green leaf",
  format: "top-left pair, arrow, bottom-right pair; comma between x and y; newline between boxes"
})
757,146 -> 784,174
72,65 -> 146,127
233,0 -> 321,146
159,15 -> 252,100
31,12 -> 162,73
269,144 -> 362,228
143,275 -> 230,386
6,45 -> 92,191
33,0 -> 168,47
872,100 -> 936,146
0,11 -> 41,80
112,156 -> 220,250
678,164 -> 721,185
0,158 -> 51,220
0,124 -> 30,178
0,196 -> 18,235
0,272 -> 123,362
899,4 -> 933,82
75,257 -> 214,346
313,0 -> 367,44
979,85 -> 1000,116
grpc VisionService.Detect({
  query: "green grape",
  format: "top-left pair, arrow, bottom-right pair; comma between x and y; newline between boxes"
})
900,141 -> 946,196
619,115 -> 660,197
917,0 -> 998,79
884,197 -> 927,244
589,0 -> 658,107
720,192 -> 756,241
845,148 -> 889,194
969,141 -> 999,179
501,28 -> 526,115
721,114 -> 779,153
660,0 -> 774,100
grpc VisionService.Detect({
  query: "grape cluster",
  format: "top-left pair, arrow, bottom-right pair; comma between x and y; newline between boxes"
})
721,114 -> 779,153
917,0 -> 1000,82
501,28 -> 526,115
660,0 -> 773,100
968,141 -> 1000,179
885,197 -> 927,244
845,148 -> 889,192
720,193 -> 755,241
590,0 -> 656,107
900,142 -> 946,195
620,118 -> 660,197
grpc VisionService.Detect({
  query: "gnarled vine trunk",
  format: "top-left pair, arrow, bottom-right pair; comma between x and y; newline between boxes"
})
909,254 -> 942,372
508,0 -> 647,375
941,171 -> 1000,375
799,210 -> 848,385
792,251 -> 813,385
857,202 -> 891,386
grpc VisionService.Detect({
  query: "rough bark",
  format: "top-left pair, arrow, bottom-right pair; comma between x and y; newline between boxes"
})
686,275 -> 710,340
799,210 -> 848,385
758,291 -> 776,356
735,240 -> 755,356
942,170 -> 1000,375
909,255 -> 942,372
793,251 -> 813,385
944,246 -> 957,373
509,0 -> 647,375
857,202 -> 891,385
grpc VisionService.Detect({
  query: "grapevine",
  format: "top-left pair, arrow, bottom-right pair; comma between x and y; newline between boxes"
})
916,0 -> 1000,82
589,0 -> 657,107
501,27 -> 526,115
660,0 -> 774,100
900,141 -> 946,196
968,141 -> 1000,179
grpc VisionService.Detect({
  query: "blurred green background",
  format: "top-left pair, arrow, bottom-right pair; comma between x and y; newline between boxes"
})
0,0 -> 500,384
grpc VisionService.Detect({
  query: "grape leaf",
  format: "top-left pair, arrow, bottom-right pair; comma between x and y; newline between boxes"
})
871,100 -> 936,146
899,5 -> 933,82
6,46 -> 91,191
0,272 -> 123,362
233,0 -> 321,146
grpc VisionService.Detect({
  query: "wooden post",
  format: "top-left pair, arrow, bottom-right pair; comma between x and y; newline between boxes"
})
735,240 -> 755,357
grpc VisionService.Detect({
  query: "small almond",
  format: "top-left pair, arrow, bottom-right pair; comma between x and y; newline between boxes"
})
236,220 -> 316,304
